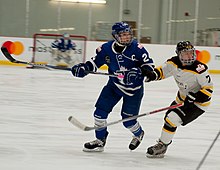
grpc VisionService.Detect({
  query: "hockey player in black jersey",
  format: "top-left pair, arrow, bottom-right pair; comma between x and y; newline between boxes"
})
142,41 -> 213,158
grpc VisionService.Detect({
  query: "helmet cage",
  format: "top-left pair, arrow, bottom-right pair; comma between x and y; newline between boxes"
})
179,49 -> 196,65
176,41 -> 196,65
112,22 -> 133,46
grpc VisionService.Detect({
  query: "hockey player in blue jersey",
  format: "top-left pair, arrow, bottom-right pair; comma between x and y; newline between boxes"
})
71,22 -> 155,152
51,33 -> 76,66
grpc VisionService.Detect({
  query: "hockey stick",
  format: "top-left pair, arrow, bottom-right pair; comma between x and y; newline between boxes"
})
0,46 -> 121,77
196,130 -> 220,170
68,103 -> 182,131
1,46 -> 71,70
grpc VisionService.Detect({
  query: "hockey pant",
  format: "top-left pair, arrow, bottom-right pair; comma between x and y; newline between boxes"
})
94,84 -> 144,140
160,101 -> 205,144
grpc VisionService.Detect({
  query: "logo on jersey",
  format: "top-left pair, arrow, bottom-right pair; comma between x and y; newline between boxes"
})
119,66 -> 127,71
105,56 -> 110,63
117,54 -> 124,62
97,46 -> 102,52
176,79 -> 187,89
137,43 -> 143,49
196,64 -> 205,72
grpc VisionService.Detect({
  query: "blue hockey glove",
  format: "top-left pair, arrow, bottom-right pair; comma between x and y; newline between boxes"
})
123,68 -> 142,85
71,63 -> 89,78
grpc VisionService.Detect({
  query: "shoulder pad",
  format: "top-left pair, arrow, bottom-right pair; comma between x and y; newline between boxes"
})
190,61 -> 208,74
96,46 -> 102,52
167,56 -> 178,62
57,39 -> 62,43
167,56 -> 182,66
137,43 -> 144,49
96,41 -> 111,53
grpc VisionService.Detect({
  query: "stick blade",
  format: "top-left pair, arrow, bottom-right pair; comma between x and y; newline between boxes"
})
1,46 -> 16,62
68,116 -> 94,131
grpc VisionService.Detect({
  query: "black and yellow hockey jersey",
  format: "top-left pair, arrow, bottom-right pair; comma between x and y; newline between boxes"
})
154,56 -> 213,111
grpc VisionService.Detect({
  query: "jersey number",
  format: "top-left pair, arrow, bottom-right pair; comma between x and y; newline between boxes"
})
206,75 -> 211,83
142,53 -> 149,62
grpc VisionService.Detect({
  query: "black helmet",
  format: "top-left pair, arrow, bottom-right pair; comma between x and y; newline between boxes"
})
176,41 -> 196,65
176,41 -> 194,54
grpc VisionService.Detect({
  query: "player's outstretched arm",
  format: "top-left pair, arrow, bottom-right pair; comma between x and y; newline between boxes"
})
141,67 -> 160,82
71,61 -> 96,78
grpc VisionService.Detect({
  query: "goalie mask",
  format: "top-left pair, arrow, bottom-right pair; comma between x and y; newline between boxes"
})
176,41 -> 196,65
112,22 -> 133,46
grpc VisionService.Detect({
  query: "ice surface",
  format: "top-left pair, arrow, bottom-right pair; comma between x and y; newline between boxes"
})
0,66 -> 219,170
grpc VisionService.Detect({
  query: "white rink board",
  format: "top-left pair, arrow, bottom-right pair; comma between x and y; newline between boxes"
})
0,36 -> 220,71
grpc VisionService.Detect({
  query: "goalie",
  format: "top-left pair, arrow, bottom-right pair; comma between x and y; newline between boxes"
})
51,33 -> 76,67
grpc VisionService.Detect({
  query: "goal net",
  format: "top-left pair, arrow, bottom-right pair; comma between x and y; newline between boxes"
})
31,33 -> 87,68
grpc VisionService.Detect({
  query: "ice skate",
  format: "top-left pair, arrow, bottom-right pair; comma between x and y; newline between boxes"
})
129,130 -> 144,150
83,138 -> 106,152
83,132 -> 108,152
146,140 -> 171,158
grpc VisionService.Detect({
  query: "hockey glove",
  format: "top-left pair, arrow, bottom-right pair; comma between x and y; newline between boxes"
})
184,92 -> 196,109
123,68 -> 142,85
141,68 -> 157,82
71,62 -> 91,78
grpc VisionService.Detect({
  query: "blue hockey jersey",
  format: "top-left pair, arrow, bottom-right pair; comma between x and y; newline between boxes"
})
90,40 -> 155,96
51,38 -> 76,52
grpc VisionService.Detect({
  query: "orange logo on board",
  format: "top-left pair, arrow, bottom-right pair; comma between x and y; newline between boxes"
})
196,50 -> 211,64
2,41 -> 24,55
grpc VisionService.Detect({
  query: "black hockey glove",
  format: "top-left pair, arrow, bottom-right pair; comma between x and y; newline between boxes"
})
184,92 -> 196,109
141,68 -> 157,82
71,61 -> 93,78
123,68 -> 142,85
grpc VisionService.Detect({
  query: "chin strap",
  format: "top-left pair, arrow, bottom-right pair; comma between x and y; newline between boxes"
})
115,41 -> 125,47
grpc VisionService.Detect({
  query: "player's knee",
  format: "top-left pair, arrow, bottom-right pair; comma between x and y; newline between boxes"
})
164,111 -> 183,128
179,106 -> 205,125
95,101 -> 113,113
93,108 -> 108,131
94,108 -> 108,119
121,111 -> 137,128
94,117 -> 107,129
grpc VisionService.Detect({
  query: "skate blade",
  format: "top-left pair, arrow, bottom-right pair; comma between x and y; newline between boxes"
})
146,153 -> 165,158
83,147 -> 104,152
